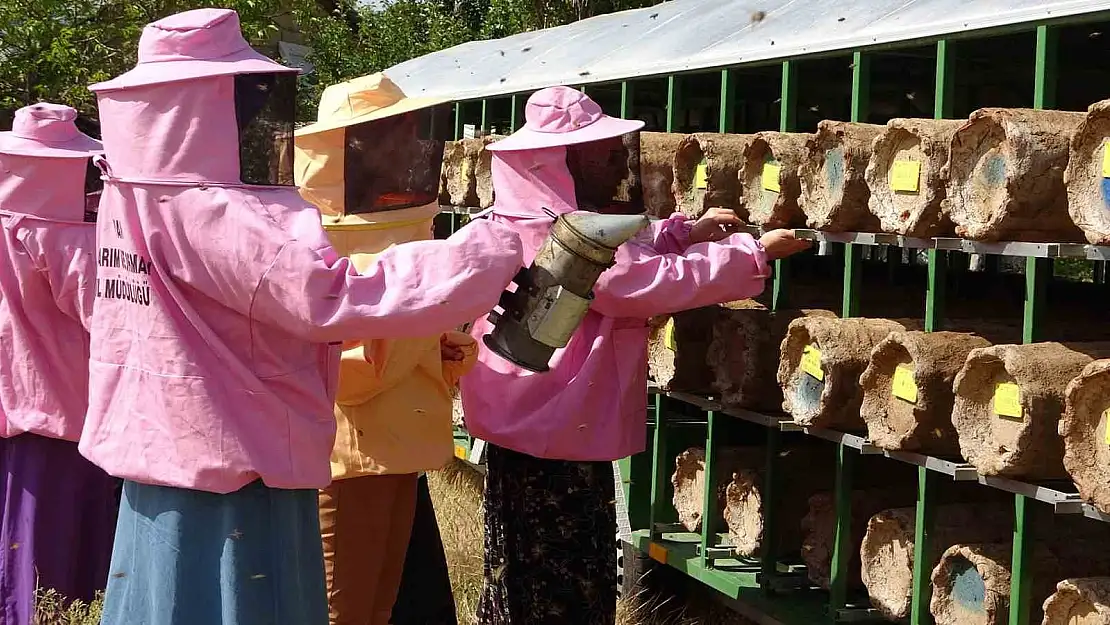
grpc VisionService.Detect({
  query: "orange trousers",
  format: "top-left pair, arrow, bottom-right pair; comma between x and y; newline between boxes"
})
319,473 -> 419,625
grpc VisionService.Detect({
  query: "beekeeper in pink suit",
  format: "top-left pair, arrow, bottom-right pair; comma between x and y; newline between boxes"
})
0,102 -> 119,625
80,9 -> 523,625
461,86 -> 811,625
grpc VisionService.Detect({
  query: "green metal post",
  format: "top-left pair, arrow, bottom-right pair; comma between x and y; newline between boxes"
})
910,467 -> 939,625
453,102 -> 463,140
700,409 -> 719,568
628,398 -> 657,532
666,75 -> 682,133
621,81 -> 635,120
649,395 -> 670,543
843,244 -> 862,318
480,99 -> 489,134
1034,25 -> 1059,110
773,60 -> 798,312
926,249 -> 947,332
935,40 -> 955,119
851,51 -> 871,123
1008,26 -> 1059,625
828,444 -> 855,622
720,68 -> 737,133
759,428 -> 782,593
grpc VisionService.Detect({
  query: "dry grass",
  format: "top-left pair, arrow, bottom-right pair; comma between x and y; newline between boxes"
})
428,459 -> 756,625
33,589 -> 102,625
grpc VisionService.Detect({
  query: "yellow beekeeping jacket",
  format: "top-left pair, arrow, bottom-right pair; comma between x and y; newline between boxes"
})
322,203 -> 477,479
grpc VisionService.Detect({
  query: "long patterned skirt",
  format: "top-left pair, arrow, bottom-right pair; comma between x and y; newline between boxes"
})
0,433 -> 119,625
477,444 -> 617,625
100,479 -> 328,625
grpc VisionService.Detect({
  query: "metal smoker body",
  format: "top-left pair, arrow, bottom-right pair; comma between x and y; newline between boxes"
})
484,211 -> 650,372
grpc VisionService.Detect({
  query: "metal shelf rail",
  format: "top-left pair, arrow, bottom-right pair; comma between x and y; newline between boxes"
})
434,15 -> 1110,625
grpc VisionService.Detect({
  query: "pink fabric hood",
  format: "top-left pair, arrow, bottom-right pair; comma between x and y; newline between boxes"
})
81,66 -> 524,493
462,138 -> 771,462
0,146 -> 98,440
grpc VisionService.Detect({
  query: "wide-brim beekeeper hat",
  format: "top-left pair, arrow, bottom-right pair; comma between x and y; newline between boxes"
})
0,103 -> 103,158
487,85 -> 644,152
88,8 -> 299,92
294,73 -> 445,137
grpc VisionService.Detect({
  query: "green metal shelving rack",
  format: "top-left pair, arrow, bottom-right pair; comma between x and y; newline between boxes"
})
435,13 -> 1110,625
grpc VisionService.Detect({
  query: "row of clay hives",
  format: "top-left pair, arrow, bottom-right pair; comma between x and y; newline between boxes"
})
651,305 -> 1110,510
671,442 -> 1110,624
440,100 -> 1110,245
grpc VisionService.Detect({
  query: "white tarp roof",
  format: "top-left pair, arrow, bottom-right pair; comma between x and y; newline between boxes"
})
387,0 -> 1110,102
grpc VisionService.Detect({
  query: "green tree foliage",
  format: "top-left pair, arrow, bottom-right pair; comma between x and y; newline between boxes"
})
0,0 -> 660,125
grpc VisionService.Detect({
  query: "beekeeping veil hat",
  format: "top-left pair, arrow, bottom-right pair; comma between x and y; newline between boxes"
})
0,103 -> 103,222
90,8 -> 301,187
490,86 -> 645,218
294,73 -> 446,220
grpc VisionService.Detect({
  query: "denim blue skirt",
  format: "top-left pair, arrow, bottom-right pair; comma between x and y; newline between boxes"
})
100,479 -> 328,625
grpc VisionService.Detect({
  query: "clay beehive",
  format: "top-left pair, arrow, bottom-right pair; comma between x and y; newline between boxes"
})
860,330 -> 994,456
953,342 -> 1110,480
865,118 -> 963,237
861,504 -> 1015,621
1042,578 -> 1110,625
801,488 -> 916,590
722,443 -> 835,558
639,132 -> 685,219
741,132 -> 812,228
671,446 -> 763,533
708,302 -> 836,412
779,316 -> 913,430
647,307 -> 719,394
1062,359 -> 1110,514
443,136 -> 501,208
672,133 -> 753,220
1066,100 -> 1110,245
930,533 -> 1110,625
944,108 -> 1085,242
799,120 -> 885,232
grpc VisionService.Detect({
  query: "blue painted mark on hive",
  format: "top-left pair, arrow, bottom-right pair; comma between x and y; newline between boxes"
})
1101,178 -> 1110,209
825,148 -> 844,190
951,559 -> 987,614
983,155 -> 1006,187
794,373 -> 824,415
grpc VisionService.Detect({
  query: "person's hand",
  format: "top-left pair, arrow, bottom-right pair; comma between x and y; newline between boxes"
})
441,332 -> 474,362
688,208 -> 745,244
758,229 -> 812,260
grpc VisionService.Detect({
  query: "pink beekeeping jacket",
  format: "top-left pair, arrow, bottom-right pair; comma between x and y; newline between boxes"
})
461,146 -> 771,462
0,153 -> 97,441
79,75 -> 523,493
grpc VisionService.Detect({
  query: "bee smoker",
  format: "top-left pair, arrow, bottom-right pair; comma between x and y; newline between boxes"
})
483,210 -> 650,372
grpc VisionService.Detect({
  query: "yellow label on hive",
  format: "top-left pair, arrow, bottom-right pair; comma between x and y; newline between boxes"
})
762,163 -> 781,193
1102,142 -> 1110,178
648,542 -> 668,563
890,160 -> 921,193
992,382 -> 1023,419
892,365 -> 918,404
1103,408 -> 1110,445
694,160 -> 708,190
801,344 -> 824,381
663,318 -> 676,351
454,444 -> 467,459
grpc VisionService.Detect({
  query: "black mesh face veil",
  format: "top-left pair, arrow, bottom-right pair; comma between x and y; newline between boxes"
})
234,72 -> 296,186
84,157 -> 102,222
342,109 -> 444,214
565,131 -> 643,215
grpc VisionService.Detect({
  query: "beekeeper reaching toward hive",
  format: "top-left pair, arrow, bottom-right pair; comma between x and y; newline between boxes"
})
294,73 -> 470,625
0,102 -> 118,625
79,9 -> 523,625
460,85 -> 810,625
